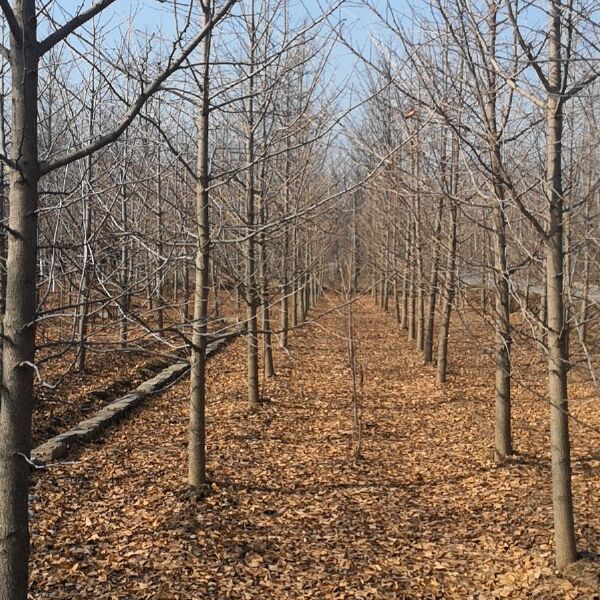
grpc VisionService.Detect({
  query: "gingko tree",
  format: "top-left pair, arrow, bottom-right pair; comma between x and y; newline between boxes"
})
0,1 -> 236,597
353,0 -> 599,570
500,0 -> 599,568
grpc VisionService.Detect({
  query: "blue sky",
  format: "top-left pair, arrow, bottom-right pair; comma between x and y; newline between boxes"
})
132,0 -> 381,78
47,0 -> 390,97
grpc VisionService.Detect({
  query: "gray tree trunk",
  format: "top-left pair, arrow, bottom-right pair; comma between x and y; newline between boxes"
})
0,65 -> 5,389
118,181 -> 129,349
437,199 -> 458,385
424,195 -> 444,364
280,129 -> 291,348
408,220 -> 416,340
258,163 -> 274,378
156,127 -> 164,336
245,1 -> 259,403
0,3 -> 39,596
76,55 -> 97,372
485,5 -> 512,460
76,188 -> 92,372
400,226 -> 409,329
188,0 -> 213,490
545,0 -> 577,568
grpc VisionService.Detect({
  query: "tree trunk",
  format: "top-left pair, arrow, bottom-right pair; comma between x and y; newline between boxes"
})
76,192 -> 92,372
383,228 -> 390,311
245,1 -> 259,404
437,199 -> 458,385
0,68 -> 5,388
182,262 -> 190,322
492,200 -> 512,461
545,0 -> 577,568
408,219 -> 416,340
291,227 -> 299,328
76,63 -> 96,373
156,130 -> 164,336
211,259 -> 220,319
400,226 -> 409,329
578,194 -> 590,345
424,195 -> 444,364
258,159 -> 274,379
538,263 -> 547,345
280,264 -> 289,349
350,191 -> 359,293
119,182 -> 129,349
485,5 -> 512,461
0,4 -> 39,596
188,0 -> 212,489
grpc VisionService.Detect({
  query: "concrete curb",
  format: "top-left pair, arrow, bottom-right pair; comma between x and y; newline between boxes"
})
31,331 -> 240,466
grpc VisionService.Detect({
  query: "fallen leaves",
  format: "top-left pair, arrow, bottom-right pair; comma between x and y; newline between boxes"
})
28,296 -> 600,598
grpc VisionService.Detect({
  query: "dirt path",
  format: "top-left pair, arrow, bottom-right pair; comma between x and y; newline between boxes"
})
29,295 -> 599,599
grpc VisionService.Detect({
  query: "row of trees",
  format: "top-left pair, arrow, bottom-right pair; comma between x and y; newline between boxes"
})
1,0 -> 598,596
343,0 -> 599,572
0,1 -> 346,597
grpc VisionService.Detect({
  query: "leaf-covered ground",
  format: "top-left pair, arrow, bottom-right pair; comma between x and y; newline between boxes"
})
32,299 -> 235,446
30,295 -> 600,598
32,352 -> 174,446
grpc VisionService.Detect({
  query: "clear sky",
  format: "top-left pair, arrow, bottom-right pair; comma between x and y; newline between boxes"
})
130,0 -> 382,82
49,0 -> 390,100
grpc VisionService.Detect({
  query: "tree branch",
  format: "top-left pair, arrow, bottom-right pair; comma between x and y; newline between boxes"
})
0,151 -> 16,170
565,71 -> 600,100
505,0 -> 551,91
139,111 -> 198,182
39,0 -> 238,176
37,0 -> 118,57
0,0 -> 21,41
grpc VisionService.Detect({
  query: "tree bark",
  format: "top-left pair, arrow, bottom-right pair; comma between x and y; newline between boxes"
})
118,180 -> 129,349
245,0 -> 260,404
280,125 -> 291,349
545,0 -> 577,568
400,225 -> 409,330
408,218 -> 416,340
485,4 -> 512,460
0,3 -> 39,596
0,65 -> 5,388
188,0 -> 213,489
424,194 -> 444,364
156,123 -> 164,336
437,199 -> 458,385
76,56 -> 97,372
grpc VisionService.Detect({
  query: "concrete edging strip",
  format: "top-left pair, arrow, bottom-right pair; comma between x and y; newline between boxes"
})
31,330 -> 241,466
